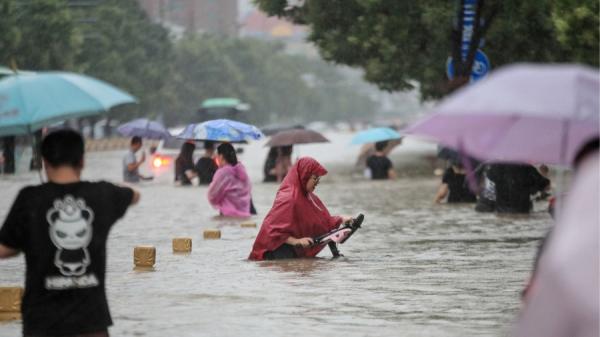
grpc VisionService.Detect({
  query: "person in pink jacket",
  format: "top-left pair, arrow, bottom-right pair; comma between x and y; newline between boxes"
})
207,143 -> 252,217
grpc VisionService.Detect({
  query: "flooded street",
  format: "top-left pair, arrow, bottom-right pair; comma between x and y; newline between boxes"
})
0,132 -> 552,337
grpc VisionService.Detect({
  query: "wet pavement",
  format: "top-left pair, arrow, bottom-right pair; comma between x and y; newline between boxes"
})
0,132 -> 551,337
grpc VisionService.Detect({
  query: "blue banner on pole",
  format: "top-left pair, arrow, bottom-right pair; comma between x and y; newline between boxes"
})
446,0 -> 490,82
461,0 -> 477,61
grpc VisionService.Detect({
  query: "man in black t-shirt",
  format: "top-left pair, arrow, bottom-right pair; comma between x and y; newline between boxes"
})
434,164 -> 477,203
366,141 -> 396,180
487,163 -> 550,213
0,129 -> 140,337
195,140 -> 218,185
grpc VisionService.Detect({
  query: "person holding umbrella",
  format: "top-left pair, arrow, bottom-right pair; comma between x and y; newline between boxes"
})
365,140 -> 397,180
174,141 -> 197,186
434,157 -> 477,204
512,138 -> 599,337
274,145 -> 293,182
122,136 -> 152,183
195,141 -> 218,185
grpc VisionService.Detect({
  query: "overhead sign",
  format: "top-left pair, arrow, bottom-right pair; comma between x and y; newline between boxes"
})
446,49 -> 490,82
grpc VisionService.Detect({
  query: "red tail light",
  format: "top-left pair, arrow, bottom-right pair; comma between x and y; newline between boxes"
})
152,156 -> 170,168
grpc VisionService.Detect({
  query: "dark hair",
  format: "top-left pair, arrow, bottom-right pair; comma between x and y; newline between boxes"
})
217,142 -> 238,165
41,129 -> 84,168
449,157 -> 463,168
204,140 -> 215,151
375,140 -> 388,152
280,145 -> 293,156
131,136 -> 142,145
178,142 -> 196,163
573,137 -> 599,168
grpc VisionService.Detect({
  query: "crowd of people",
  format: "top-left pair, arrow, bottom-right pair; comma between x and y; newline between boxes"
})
0,129 -> 353,336
0,128 -> 597,336
430,148 -> 551,215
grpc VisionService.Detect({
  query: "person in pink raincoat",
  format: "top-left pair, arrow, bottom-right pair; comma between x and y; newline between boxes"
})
207,143 -> 252,217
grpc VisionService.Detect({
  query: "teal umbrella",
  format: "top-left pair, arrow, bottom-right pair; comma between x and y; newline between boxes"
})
0,66 -> 35,78
0,71 -> 137,136
350,127 -> 402,145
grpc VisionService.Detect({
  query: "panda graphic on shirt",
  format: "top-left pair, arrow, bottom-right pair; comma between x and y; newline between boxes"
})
46,195 -> 94,277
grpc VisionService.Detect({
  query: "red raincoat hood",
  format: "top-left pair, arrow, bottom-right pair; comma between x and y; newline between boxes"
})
249,157 -> 342,260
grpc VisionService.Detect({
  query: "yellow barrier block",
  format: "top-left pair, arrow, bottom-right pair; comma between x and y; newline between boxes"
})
133,245 -> 156,268
172,237 -> 192,253
203,229 -> 221,240
240,222 -> 257,228
0,287 -> 22,313
0,312 -> 21,321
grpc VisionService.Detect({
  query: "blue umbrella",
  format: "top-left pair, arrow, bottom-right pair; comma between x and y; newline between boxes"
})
350,127 -> 402,145
0,71 -> 137,136
117,118 -> 170,140
176,119 -> 264,142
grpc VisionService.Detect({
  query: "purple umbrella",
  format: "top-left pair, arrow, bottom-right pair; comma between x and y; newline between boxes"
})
406,63 -> 599,166
117,118 -> 170,140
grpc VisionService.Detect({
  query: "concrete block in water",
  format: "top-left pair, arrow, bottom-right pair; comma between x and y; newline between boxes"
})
203,229 -> 221,240
134,245 -> 156,267
172,237 -> 192,253
0,287 -> 22,321
240,222 -> 257,228
0,312 -> 21,321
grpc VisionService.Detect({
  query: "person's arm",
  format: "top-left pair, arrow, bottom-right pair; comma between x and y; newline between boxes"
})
286,236 -> 313,247
0,189 -> 28,257
388,168 -> 397,180
131,189 -> 140,205
107,184 -> 140,223
340,215 -> 353,224
127,152 -> 145,172
207,173 -> 229,205
275,158 -> 285,182
0,244 -> 19,258
185,168 -> 197,180
386,157 -> 397,179
434,183 -> 449,203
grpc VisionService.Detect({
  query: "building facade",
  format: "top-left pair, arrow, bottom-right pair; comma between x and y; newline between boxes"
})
137,0 -> 238,36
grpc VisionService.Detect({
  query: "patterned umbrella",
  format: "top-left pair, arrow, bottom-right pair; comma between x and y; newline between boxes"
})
176,119 -> 263,142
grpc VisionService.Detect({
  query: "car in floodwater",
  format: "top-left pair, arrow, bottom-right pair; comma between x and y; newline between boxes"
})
148,127 -> 244,181
148,127 -> 190,179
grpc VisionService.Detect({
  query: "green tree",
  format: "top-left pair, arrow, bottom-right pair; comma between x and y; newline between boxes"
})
552,0 -> 599,66
0,0 -> 20,68
0,0 -> 79,70
75,0 -> 173,122
166,33 -> 376,125
255,0 -> 599,99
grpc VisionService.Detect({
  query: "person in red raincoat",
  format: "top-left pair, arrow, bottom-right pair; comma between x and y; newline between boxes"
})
249,157 -> 351,260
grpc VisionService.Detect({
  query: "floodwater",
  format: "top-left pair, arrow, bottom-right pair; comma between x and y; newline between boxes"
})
0,132 -> 551,337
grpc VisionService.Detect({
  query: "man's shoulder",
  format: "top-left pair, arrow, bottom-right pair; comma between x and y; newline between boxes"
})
80,180 -> 126,191
123,150 -> 135,160
13,185 -> 39,201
